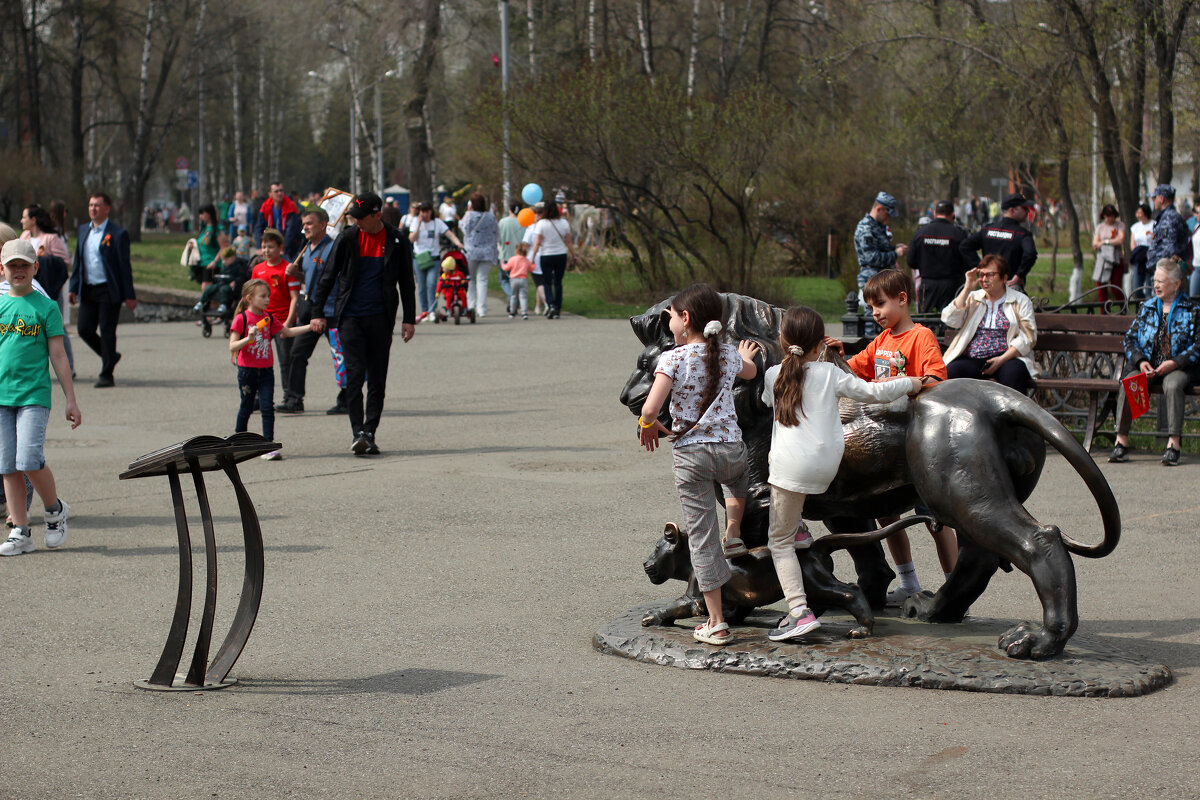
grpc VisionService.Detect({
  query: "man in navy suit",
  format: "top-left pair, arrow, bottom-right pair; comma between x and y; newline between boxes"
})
69,192 -> 137,387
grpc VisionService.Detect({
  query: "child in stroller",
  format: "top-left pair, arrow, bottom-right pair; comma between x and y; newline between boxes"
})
193,246 -> 248,337
433,250 -> 475,324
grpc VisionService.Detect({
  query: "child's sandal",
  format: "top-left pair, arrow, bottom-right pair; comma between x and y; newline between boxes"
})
694,621 -> 733,646
722,537 -> 748,558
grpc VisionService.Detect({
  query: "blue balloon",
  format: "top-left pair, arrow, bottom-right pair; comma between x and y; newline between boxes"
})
521,183 -> 543,205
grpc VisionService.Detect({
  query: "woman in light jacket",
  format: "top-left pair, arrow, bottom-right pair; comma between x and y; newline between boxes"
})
941,254 -> 1038,393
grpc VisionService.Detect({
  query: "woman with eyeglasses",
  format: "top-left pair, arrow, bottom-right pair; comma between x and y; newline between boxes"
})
939,254 -> 1039,393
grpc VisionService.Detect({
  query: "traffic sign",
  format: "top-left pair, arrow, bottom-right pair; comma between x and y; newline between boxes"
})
186,170 -> 199,189
175,156 -> 189,170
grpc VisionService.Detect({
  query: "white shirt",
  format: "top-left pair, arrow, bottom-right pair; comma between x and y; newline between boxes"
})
83,219 -> 108,285
656,342 -> 743,447
531,218 -> 571,257
409,218 -> 448,256
439,201 -> 457,222
762,361 -> 912,494
522,226 -> 541,273
1131,219 -> 1153,249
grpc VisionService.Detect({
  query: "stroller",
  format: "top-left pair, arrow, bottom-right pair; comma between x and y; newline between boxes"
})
196,255 -> 248,337
433,249 -> 475,325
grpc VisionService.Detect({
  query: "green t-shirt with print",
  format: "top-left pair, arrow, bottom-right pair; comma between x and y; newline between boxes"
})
0,291 -> 64,408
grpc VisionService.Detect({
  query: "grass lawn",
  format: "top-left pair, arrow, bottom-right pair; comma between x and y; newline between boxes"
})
131,232 -> 198,292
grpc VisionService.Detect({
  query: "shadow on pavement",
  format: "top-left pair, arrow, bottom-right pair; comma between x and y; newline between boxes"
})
235,668 -> 501,696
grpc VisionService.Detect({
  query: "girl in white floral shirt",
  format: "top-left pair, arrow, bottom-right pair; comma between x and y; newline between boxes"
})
637,283 -> 760,646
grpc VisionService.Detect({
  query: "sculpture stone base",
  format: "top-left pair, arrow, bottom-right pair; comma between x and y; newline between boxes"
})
595,603 -> 1172,697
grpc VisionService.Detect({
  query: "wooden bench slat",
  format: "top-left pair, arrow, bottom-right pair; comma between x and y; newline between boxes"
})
1034,332 -> 1127,353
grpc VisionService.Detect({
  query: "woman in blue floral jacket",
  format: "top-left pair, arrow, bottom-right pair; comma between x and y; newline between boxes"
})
1110,259 -> 1200,466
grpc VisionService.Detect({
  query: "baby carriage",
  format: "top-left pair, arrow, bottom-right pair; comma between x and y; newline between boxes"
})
434,249 -> 475,325
195,255 -> 248,338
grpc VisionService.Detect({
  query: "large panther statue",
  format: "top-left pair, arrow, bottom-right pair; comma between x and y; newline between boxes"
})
620,292 -> 1120,660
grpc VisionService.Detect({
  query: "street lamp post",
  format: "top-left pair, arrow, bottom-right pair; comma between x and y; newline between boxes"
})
500,0 -> 511,210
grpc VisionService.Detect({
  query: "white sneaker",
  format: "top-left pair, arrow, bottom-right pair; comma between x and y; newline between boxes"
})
44,499 -> 69,548
0,527 -> 35,556
260,450 -> 282,461
885,585 -> 919,607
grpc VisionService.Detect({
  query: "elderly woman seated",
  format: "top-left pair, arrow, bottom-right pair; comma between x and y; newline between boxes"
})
1109,259 -> 1200,466
940,254 -> 1039,393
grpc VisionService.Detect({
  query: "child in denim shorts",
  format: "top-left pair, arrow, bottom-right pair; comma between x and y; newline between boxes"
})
0,239 -> 80,556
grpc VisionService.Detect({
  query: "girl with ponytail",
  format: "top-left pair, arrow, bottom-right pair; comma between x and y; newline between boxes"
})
637,283 -> 760,646
761,306 -> 923,642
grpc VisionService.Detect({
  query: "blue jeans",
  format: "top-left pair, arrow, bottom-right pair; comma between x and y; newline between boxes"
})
236,367 -> 275,440
417,265 -> 439,313
0,405 -> 49,474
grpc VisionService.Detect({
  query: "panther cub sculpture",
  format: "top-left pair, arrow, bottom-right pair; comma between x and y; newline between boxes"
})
621,292 -> 1120,660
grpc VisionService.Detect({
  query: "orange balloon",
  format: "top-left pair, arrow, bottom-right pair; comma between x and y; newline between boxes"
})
518,207 -> 536,227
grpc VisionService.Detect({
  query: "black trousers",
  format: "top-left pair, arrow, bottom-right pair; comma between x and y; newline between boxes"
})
338,313 -> 393,436
284,328 -> 323,404
918,277 -> 961,314
77,282 -> 122,379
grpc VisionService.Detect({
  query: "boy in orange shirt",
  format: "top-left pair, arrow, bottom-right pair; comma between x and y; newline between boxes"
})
830,269 -> 956,605
250,228 -> 300,397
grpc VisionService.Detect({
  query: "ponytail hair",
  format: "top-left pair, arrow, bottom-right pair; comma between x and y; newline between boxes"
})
234,278 -> 270,316
669,283 -> 724,441
774,306 -> 825,427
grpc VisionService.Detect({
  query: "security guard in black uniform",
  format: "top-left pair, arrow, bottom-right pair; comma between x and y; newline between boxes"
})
907,200 -> 968,312
960,193 -> 1038,288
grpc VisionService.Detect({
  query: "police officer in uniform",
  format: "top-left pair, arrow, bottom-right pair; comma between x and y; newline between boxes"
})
907,200 -> 968,312
960,193 -> 1038,288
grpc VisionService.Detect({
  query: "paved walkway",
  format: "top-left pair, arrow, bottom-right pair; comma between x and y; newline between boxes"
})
2,315 -> 1198,799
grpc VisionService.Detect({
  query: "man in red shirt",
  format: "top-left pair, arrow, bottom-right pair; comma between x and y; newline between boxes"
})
254,182 -> 303,260
310,192 -> 416,456
250,228 -> 300,399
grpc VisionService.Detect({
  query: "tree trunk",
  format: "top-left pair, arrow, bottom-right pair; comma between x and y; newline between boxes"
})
1055,121 -> 1084,300
587,0 -> 596,62
636,0 -> 654,84
526,0 -> 536,79
1148,0 -> 1195,186
233,57 -> 244,190
254,50 -> 265,191
21,0 -> 44,161
69,0 -> 86,181
686,0 -> 700,97
406,0 -> 441,203
120,0 -> 159,238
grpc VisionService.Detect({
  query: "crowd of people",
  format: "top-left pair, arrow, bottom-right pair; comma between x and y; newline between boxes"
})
857,184 -> 1200,468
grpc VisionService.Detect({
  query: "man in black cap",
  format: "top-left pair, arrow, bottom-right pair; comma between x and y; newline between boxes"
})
959,192 -> 1038,288
309,192 -> 416,456
1147,184 -> 1189,268
907,200 -> 969,312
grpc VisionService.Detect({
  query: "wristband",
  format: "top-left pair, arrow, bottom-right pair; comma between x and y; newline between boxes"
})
639,416 -> 656,429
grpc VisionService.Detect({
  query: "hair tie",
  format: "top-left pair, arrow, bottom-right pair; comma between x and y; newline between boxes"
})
703,320 -> 722,337
788,345 -> 805,357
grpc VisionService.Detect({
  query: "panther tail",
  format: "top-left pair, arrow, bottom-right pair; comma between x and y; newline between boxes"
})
810,515 -> 936,553
991,385 -> 1121,558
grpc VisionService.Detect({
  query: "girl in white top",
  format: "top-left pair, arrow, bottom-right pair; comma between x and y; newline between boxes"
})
639,283 -> 760,646
760,306 -> 921,642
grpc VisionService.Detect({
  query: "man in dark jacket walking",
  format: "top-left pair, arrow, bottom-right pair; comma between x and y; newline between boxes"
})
309,192 -> 416,456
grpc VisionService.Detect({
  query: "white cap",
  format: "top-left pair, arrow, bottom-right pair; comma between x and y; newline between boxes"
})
0,239 -> 37,267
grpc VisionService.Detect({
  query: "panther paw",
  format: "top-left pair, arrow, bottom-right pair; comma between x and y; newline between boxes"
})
998,622 -> 1065,660
845,625 -> 871,640
899,590 -> 937,620
641,610 -> 670,627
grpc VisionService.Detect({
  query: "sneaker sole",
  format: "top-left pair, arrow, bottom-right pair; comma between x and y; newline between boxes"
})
769,619 -> 821,642
0,543 -> 35,556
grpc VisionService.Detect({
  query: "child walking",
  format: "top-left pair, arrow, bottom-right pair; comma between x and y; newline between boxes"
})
502,241 -> 534,319
763,305 -> 922,640
827,268 -> 955,605
0,239 -> 80,557
229,279 -> 312,461
638,284 -> 760,645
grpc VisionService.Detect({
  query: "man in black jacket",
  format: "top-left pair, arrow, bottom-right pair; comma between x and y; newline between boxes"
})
907,200 -> 968,312
309,192 -> 416,455
960,193 -> 1039,288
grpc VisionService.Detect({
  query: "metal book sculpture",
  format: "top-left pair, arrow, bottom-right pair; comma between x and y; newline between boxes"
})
619,293 -> 1121,661
121,432 -> 277,690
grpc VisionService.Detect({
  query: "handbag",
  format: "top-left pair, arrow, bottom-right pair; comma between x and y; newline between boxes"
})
180,238 -> 200,268
415,250 -> 436,270
1092,244 -> 1120,283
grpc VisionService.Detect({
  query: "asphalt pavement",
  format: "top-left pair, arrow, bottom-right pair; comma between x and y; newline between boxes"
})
1,312 -> 1197,799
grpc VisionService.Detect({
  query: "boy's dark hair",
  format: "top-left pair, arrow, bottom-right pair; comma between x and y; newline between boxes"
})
261,228 -> 284,246
863,269 -> 915,307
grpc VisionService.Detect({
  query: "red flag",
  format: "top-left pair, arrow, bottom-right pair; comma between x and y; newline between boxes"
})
1122,372 -> 1150,421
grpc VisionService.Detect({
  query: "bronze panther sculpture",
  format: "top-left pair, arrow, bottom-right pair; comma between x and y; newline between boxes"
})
620,293 -> 1120,660
642,517 -> 932,638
